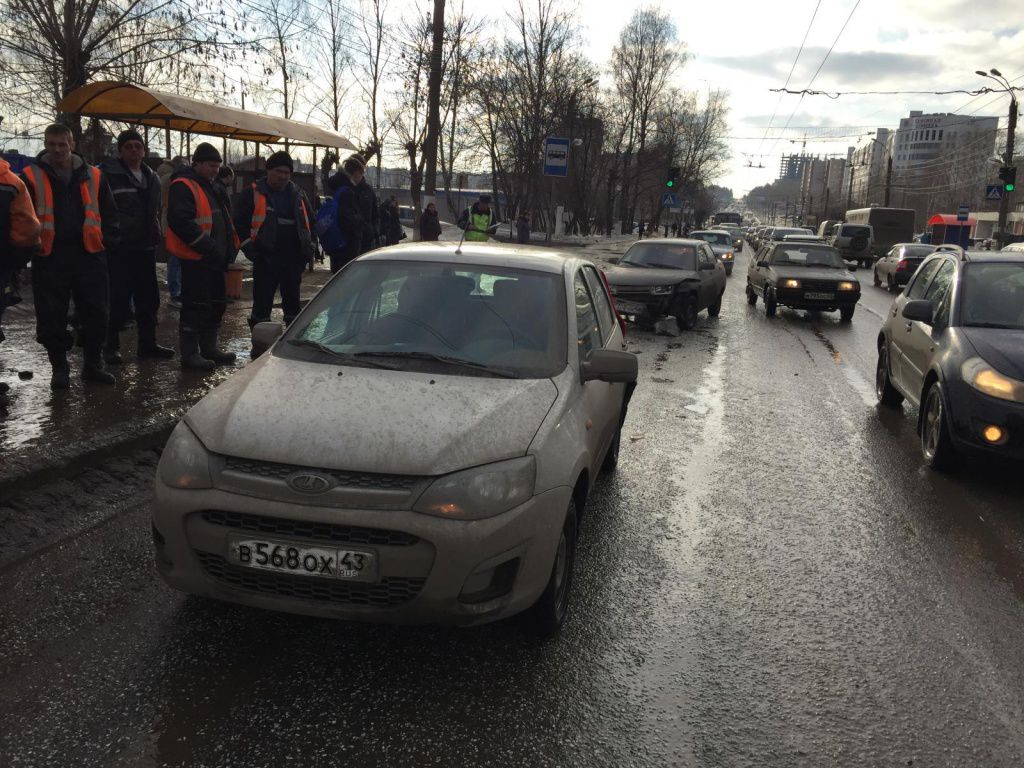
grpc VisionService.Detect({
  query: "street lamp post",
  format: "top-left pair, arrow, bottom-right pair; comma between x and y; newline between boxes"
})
977,69 -> 1018,247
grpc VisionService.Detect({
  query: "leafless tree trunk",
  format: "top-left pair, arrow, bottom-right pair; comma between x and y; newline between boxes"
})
357,0 -> 395,185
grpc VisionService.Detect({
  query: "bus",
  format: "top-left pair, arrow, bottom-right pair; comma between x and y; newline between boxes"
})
712,211 -> 743,227
843,207 -> 916,257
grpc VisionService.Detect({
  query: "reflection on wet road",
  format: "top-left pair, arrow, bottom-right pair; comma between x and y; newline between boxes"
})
1,246 -> 1023,767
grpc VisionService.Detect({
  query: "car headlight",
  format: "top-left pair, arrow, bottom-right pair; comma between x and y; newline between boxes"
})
782,279 -> 800,288
961,357 -> 1024,403
838,281 -> 858,291
722,252 -> 734,260
650,284 -> 675,295
413,457 -> 536,519
158,421 -> 213,489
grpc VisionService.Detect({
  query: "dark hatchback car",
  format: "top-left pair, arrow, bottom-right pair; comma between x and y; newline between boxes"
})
604,239 -> 727,330
873,243 -> 937,292
746,242 -> 861,321
876,251 -> 1024,469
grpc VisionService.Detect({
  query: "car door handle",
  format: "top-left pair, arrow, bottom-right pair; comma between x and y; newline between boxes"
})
904,322 -> 913,332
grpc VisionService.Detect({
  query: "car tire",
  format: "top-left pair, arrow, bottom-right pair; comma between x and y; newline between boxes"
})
708,294 -> 722,318
764,288 -> 777,317
873,269 -> 882,288
525,500 -> 577,638
601,424 -> 621,475
875,346 -> 904,407
887,274 -> 898,294
921,382 -> 955,471
725,265 -> 733,277
675,297 -> 698,330
840,306 -> 855,322
746,283 -> 757,305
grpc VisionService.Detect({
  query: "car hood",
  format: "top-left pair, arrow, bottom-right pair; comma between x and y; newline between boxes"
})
185,354 -> 559,476
767,265 -> 857,282
960,327 -> 1024,380
706,243 -> 732,255
605,264 -> 695,287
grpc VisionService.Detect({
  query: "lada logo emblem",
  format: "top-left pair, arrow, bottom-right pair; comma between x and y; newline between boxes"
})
287,472 -> 332,494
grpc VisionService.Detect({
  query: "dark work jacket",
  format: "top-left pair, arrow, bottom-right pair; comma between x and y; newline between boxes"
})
380,203 -> 403,244
234,179 -> 314,262
167,165 -> 236,268
419,210 -> 442,241
355,179 -> 379,252
22,152 -> 120,255
100,157 -> 162,250
327,171 -> 367,257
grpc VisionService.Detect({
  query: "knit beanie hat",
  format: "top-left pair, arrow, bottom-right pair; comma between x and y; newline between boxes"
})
266,151 -> 294,171
192,142 -> 222,164
117,129 -> 145,149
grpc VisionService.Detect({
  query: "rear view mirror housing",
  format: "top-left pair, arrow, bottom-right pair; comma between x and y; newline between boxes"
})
251,321 -> 284,359
581,349 -> 638,384
607,257 -> 620,265
902,299 -> 934,324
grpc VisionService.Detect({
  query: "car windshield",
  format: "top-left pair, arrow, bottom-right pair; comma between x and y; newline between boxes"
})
961,263 -> 1024,330
692,231 -> 732,245
621,243 -> 697,270
770,246 -> 845,268
280,260 -> 568,378
900,244 -> 937,258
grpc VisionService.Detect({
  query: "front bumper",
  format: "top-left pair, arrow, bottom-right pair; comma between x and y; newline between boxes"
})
946,381 -> 1024,461
774,287 -> 860,312
152,479 -> 573,625
608,289 -> 675,317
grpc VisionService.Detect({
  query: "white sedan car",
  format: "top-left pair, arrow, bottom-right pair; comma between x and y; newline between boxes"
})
153,243 -> 637,635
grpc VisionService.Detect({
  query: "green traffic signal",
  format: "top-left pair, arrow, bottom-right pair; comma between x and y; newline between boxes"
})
1007,182 -> 1016,192
666,179 -> 675,188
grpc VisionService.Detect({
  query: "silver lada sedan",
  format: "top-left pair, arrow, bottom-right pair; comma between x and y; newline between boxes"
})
152,243 -> 637,635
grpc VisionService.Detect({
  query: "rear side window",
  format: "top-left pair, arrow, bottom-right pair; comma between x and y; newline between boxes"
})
906,258 -> 943,299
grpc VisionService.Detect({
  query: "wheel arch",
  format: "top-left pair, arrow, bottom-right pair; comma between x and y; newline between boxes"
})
917,368 -> 944,433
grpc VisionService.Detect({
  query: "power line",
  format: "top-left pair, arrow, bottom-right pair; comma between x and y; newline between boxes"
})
771,86 -> 1021,99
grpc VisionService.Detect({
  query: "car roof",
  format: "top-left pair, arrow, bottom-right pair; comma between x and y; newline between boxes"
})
629,237 -> 703,246
961,251 -> 1024,264
691,229 -> 730,235
356,242 -> 574,274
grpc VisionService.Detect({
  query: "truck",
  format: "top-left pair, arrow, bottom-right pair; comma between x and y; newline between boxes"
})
843,207 -> 916,258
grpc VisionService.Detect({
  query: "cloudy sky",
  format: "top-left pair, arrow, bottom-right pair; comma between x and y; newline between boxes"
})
469,0 -> 1022,197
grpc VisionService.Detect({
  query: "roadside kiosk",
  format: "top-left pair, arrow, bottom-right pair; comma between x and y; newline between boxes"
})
926,213 -> 976,248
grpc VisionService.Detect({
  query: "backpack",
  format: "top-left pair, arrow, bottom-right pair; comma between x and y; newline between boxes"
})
315,185 -> 349,255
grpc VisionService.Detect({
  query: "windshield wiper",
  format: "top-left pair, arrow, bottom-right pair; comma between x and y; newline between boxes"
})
645,262 -> 683,270
353,351 -> 519,378
288,339 -> 399,369
965,322 -> 1020,330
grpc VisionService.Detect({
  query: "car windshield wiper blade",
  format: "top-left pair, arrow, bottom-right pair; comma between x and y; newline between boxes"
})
288,339 -> 398,369
645,262 -> 683,270
353,351 -> 519,378
965,322 -> 1020,329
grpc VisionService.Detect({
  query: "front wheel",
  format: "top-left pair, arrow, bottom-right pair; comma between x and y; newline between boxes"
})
921,383 -> 955,471
675,297 -> 698,330
708,294 -> 722,318
875,346 -> 904,407
746,283 -> 757,305
525,501 -> 577,637
764,288 -> 777,317
839,306 -> 855,322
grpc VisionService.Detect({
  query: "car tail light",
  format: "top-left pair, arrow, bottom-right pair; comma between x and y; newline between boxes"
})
599,268 -> 628,337
896,259 -> 909,271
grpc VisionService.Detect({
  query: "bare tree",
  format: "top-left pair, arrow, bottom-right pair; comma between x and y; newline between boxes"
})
246,0 -> 311,133
312,0 -> 355,132
356,0 -> 395,183
388,13 -> 432,221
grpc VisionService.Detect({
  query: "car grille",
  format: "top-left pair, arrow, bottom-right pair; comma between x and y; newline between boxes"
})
196,551 -> 425,607
799,279 -> 839,291
223,456 -> 420,492
199,509 -> 419,547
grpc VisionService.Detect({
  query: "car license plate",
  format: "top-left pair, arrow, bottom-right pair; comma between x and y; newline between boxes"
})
227,535 -> 377,582
804,291 -> 835,300
615,299 -> 647,315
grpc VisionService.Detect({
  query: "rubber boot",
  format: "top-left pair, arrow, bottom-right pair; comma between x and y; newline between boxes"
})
82,347 -> 116,385
137,326 -> 175,359
48,348 -> 71,390
103,329 -> 123,365
180,332 -> 215,371
199,330 -> 236,365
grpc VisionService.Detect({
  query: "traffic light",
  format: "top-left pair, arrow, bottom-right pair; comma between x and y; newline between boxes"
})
999,166 -> 1017,193
666,166 -> 680,189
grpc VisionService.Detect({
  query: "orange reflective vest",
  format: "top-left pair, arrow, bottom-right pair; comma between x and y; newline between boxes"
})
165,177 -> 239,261
248,182 -> 311,244
22,164 -> 104,256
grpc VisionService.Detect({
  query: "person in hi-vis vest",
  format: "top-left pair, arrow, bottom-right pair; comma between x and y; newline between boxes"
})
457,194 -> 498,242
165,143 -> 240,370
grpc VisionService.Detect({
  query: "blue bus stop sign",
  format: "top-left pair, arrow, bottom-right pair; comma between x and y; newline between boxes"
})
543,137 -> 570,177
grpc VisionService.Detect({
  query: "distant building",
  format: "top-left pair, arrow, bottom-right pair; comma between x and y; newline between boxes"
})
779,153 -> 813,182
847,128 -> 892,210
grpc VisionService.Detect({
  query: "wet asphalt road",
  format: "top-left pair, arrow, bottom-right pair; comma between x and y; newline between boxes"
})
2,242 -> 1024,767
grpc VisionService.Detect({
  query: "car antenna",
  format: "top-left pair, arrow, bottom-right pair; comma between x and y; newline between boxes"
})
455,225 -> 469,255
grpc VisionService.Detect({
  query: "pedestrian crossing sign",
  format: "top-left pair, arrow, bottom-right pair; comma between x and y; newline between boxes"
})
986,185 -> 1004,201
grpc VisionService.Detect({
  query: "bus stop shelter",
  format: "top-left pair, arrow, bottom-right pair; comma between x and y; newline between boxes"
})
927,214 -> 977,248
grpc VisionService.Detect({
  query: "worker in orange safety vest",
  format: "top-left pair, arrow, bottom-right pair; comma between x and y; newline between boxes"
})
21,123 -> 120,390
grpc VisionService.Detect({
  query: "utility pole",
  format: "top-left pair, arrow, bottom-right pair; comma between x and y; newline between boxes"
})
998,97 -> 1018,246
884,154 -> 893,207
422,0 -> 445,205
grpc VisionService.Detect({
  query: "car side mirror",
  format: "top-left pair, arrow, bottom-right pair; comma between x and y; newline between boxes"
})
607,257 -> 620,265
251,321 -> 284,359
901,299 -> 933,325
700,260 -> 716,270
581,348 -> 638,384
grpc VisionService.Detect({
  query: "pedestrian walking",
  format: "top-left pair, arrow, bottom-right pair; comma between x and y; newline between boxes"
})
159,156 -> 186,308
637,221 -> 645,239
353,164 -> 380,252
457,194 -> 498,242
100,130 -> 174,364
381,196 -> 404,246
515,211 -> 531,244
165,142 -> 239,370
21,123 -> 120,389
235,151 -> 315,328
0,154 -> 41,402
324,155 -> 367,273
419,202 -> 442,241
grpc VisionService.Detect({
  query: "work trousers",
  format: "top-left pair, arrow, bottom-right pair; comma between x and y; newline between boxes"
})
166,253 -> 182,297
252,254 -> 305,323
32,250 -> 108,353
107,248 -> 160,343
179,260 -> 227,334
329,243 -> 361,274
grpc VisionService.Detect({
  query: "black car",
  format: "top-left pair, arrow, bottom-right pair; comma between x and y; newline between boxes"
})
873,243 -> 937,292
876,250 -> 1024,469
604,239 -> 727,330
746,242 -> 861,321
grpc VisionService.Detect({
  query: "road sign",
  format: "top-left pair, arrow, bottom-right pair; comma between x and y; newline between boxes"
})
986,185 -> 1004,201
957,204 -> 970,222
662,192 -> 680,207
543,137 -> 570,177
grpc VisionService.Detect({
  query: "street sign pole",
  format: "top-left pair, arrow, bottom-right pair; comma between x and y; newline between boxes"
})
543,137 -> 570,243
